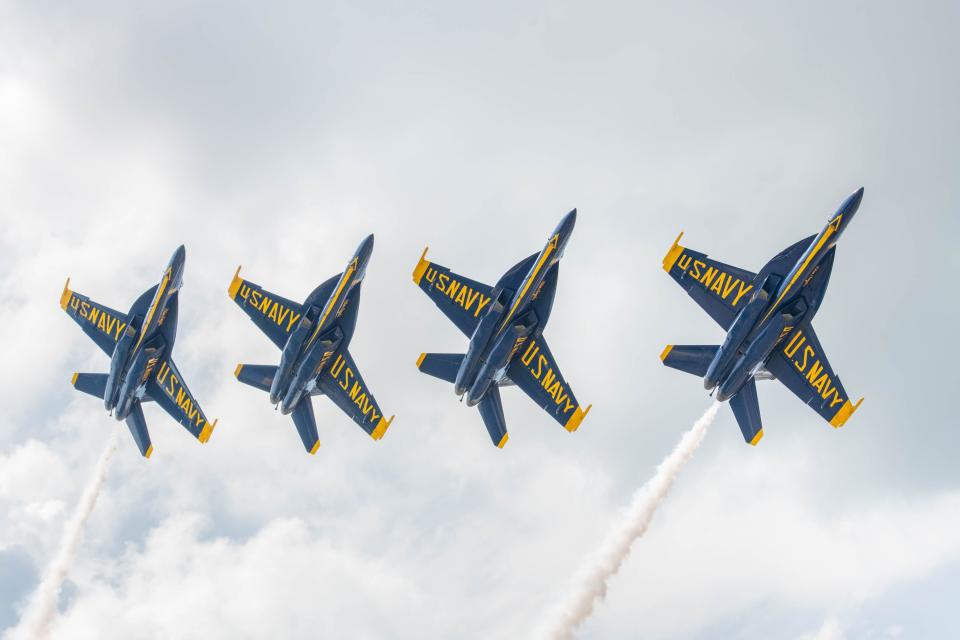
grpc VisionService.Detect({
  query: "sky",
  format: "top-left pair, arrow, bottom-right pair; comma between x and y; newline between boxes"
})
1,1 -> 958,638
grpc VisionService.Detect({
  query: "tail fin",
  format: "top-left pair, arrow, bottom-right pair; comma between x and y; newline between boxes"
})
71,372 -> 109,399
660,345 -> 719,377
477,385 -> 509,448
729,378 -> 763,445
416,353 -> 464,384
234,364 -> 278,393
125,402 -> 154,458
291,399 -> 321,455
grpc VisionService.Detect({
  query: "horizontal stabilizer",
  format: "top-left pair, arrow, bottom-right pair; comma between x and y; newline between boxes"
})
416,352 -> 464,384
234,364 -> 278,393
478,385 -> 509,448
71,372 -> 109,399
729,378 -> 764,445
660,345 -> 719,378
125,402 -> 154,458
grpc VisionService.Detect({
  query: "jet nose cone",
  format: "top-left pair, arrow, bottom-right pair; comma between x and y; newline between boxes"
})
554,208 -> 577,240
843,187 -> 864,213
357,233 -> 375,259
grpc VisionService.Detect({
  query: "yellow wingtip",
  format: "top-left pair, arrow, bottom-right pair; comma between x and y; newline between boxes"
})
830,397 -> 864,428
749,429 -> 764,446
144,445 -> 154,459
497,432 -> 509,448
412,246 -> 430,285
564,404 -> 592,433
234,363 -> 244,378
70,372 -> 79,386
416,353 -> 427,368
227,266 -> 243,299
59,278 -> 72,310
309,440 -> 320,455
199,419 -> 216,444
660,345 -> 674,362
371,415 -> 394,440
662,231 -> 685,272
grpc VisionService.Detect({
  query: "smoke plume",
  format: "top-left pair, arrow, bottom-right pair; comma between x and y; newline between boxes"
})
539,402 -> 722,639
12,429 -> 119,640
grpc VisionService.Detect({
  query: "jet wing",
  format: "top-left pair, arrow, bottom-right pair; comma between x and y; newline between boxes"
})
764,322 -> 863,428
228,268 -> 305,349
317,348 -> 394,440
59,280 -> 130,357
662,233 -> 758,330
506,336 -> 591,432
412,248 -> 495,338
146,358 -> 217,443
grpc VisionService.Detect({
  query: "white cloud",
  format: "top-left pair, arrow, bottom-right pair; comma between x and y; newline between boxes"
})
1,1 -> 959,638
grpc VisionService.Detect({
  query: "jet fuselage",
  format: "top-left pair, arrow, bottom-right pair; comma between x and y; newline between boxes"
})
457,210 -> 576,406
271,234 -> 373,415
708,189 -> 863,402
105,245 -> 186,420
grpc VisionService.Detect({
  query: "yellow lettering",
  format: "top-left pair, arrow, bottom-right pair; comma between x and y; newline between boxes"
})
349,381 -> 363,401
732,282 -> 753,306
677,254 -> 692,271
474,295 -> 491,317
699,267 -> 717,288
709,272 -> 726,295
722,278 -> 739,300
784,332 -> 804,358
690,260 -> 705,279
286,312 -> 301,332
542,369 -> 556,390
521,342 -> 538,366
534,354 -> 547,380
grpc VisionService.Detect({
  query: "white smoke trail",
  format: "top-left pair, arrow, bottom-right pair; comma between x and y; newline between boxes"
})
538,402 -> 723,640
13,429 -> 119,640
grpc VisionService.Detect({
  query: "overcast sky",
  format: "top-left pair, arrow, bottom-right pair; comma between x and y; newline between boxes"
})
1,1 -> 958,638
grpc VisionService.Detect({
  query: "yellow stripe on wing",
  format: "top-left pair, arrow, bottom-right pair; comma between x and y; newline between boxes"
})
564,404 -> 592,432
371,415 -> 394,440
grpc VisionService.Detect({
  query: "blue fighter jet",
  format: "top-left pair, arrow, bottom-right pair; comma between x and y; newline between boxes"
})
229,234 -> 393,454
660,188 -> 866,444
413,209 -> 591,448
60,245 -> 216,458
